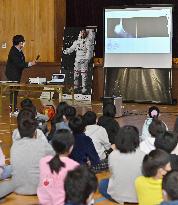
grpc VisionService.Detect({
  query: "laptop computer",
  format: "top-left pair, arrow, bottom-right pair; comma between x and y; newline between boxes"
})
47,74 -> 65,84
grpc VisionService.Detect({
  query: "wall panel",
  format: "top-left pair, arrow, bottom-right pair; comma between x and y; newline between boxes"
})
54,0 -> 66,61
0,0 -> 55,62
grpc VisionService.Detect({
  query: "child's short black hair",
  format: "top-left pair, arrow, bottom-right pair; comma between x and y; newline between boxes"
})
65,166 -> 97,204
69,116 -> 85,134
54,101 -> 68,123
17,109 -> 37,138
115,125 -> 139,153
162,170 -> 178,200
56,101 -> 68,112
20,98 -> 37,116
103,103 -> 116,118
148,106 -> 160,118
83,111 -> 97,126
63,106 -> 76,120
20,98 -> 33,108
155,131 -> 178,153
142,149 -> 170,177
149,118 -> 166,138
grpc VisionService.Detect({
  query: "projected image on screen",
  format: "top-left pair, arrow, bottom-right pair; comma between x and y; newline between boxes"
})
107,18 -> 136,38
104,7 -> 172,68
107,17 -> 168,38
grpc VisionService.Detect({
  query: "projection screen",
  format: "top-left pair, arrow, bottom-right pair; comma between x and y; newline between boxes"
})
104,6 -> 173,68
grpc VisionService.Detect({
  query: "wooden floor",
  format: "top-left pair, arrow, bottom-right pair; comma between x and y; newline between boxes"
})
0,96 -> 178,205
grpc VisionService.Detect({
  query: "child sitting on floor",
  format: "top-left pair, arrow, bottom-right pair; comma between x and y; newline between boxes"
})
64,166 -> 98,205
55,105 -> 76,131
160,170 -> 178,205
0,146 -> 12,180
37,129 -> 79,205
155,131 -> 178,171
48,101 -> 68,141
99,125 -> 145,204
11,109 -> 54,195
20,98 -> 49,134
12,107 -> 47,142
0,143 -> 13,198
140,118 -> 166,154
97,103 -> 120,145
69,116 -> 108,173
141,106 -> 167,141
83,111 -> 113,160
135,149 -> 171,205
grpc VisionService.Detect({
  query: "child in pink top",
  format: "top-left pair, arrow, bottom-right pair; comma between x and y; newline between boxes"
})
37,129 -> 79,205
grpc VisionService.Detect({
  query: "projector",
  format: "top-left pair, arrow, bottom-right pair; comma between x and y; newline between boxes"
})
29,77 -> 46,84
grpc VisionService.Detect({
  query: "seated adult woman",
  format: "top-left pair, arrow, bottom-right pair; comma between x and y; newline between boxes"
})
10,109 -> 54,195
99,125 -> 145,203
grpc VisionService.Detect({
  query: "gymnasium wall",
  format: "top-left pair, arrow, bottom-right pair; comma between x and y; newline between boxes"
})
1,0 -> 52,62
0,0 -> 66,86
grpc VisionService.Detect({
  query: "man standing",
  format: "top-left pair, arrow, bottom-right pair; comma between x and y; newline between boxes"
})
5,35 -> 36,114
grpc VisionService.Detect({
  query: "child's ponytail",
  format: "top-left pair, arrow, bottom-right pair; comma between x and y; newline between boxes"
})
48,129 -> 74,174
48,153 -> 65,174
